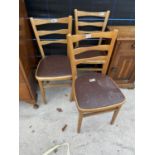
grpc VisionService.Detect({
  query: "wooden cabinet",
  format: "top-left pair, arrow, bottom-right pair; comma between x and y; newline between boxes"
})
19,0 -> 38,108
108,26 -> 135,88
19,61 -> 37,105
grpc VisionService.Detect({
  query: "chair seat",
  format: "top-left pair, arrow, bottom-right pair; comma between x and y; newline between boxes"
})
36,55 -> 71,78
75,72 -> 125,109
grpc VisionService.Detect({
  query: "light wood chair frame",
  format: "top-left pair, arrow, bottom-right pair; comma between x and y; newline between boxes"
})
67,30 -> 125,133
30,16 -> 72,104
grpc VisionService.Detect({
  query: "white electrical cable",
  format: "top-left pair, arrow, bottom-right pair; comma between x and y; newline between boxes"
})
42,143 -> 70,155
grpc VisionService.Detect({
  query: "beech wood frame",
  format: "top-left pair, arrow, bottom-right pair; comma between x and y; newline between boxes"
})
67,30 -> 125,133
30,16 -> 72,104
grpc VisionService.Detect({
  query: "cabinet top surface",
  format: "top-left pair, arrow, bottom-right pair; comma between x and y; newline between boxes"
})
109,26 -> 135,40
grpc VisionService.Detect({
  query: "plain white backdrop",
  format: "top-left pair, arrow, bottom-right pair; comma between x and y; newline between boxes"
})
0,0 -> 155,154
135,0 -> 155,154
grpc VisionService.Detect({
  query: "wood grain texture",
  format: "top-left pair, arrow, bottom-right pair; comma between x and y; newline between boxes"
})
19,0 -> 37,107
108,26 -> 135,88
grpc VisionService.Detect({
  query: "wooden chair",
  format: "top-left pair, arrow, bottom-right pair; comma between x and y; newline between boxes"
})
67,30 -> 125,133
30,16 -> 72,104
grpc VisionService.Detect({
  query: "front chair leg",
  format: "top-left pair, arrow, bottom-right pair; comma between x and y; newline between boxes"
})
38,80 -> 46,104
77,112 -> 83,133
110,106 -> 122,125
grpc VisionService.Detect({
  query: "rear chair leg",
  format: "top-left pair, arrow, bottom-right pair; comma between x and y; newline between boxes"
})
70,88 -> 74,102
38,80 -> 46,104
110,106 -> 122,125
77,112 -> 83,133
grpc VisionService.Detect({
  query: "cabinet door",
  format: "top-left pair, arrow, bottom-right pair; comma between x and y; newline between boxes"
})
108,40 -> 135,87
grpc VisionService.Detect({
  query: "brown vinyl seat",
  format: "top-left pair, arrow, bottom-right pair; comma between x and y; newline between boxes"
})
36,55 -> 71,78
75,72 -> 125,109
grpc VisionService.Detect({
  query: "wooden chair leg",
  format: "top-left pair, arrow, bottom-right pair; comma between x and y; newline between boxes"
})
33,104 -> 39,109
110,106 -> 122,125
70,88 -> 74,102
38,80 -> 46,104
77,112 -> 83,133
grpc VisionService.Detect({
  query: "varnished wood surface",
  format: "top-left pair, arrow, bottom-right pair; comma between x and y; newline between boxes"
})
19,0 -> 38,107
108,26 -> 135,88
108,26 -> 135,39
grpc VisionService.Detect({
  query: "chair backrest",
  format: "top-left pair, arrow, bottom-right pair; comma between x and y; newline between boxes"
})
67,30 -> 118,81
74,9 -> 110,45
30,16 -> 72,58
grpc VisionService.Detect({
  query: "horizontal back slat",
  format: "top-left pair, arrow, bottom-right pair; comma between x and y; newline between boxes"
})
33,17 -> 70,26
77,10 -> 107,17
71,31 -> 116,43
38,29 -> 68,36
77,30 -> 100,34
74,45 -> 109,55
78,21 -> 103,27
41,39 -> 67,45
75,56 -> 107,65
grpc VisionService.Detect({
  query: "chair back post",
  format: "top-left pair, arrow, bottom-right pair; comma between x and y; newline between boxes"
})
67,16 -> 72,57
98,10 -> 110,45
101,29 -> 118,75
68,16 -> 72,34
74,9 -> 79,47
30,17 -> 45,58
67,34 -> 77,82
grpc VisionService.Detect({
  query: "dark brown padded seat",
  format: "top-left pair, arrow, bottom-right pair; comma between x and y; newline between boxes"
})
75,72 -> 125,109
36,55 -> 71,77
